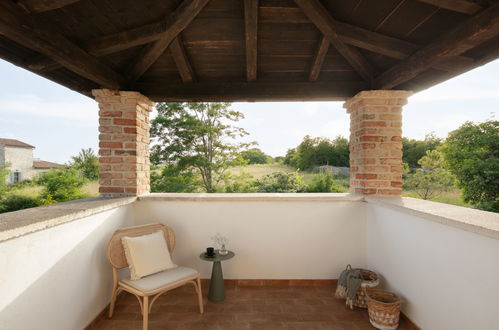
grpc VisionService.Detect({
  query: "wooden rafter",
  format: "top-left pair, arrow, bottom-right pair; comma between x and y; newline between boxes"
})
133,81 -> 369,102
126,0 -> 210,83
309,36 -> 330,81
22,0 -> 81,12
415,0 -> 483,15
294,0 -> 373,84
28,6 -> 473,74
244,0 -> 258,82
169,36 -> 195,83
0,1 -> 124,89
374,3 -> 499,89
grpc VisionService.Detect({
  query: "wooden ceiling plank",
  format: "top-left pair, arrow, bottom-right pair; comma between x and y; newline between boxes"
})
23,0 -> 81,12
415,0 -> 483,15
126,0 -> 210,83
169,36 -> 195,83
294,0 -> 374,84
133,81 -> 369,102
309,36 -> 330,81
0,1 -> 124,89
374,3 -> 499,89
244,0 -> 258,82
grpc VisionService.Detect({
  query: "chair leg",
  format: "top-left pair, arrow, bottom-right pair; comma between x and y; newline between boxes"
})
196,277 -> 204,314
109,286 -> 118,318
142,296 -> 149,330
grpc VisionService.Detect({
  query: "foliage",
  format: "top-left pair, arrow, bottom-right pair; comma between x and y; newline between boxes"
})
404,150 -> 456,200
69,148 -> 99,180
222,172 -> 258,193
0,164 -> 10,198
241,148 -> 273,164
0,194 -> 39,213
305,173 -> 345,193
151,165 -> 201,193
402,134 -> 442,168
150,102 -> 252,192
253,171 -> 305,193
37,168 -> 87,202
440,120 -> 499,212
284,135 -> 349,170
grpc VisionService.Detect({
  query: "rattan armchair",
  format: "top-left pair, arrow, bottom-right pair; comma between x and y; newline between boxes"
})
107,223 -> 203,330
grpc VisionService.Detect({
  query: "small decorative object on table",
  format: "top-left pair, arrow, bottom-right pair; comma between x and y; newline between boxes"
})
211,232 -> 229,255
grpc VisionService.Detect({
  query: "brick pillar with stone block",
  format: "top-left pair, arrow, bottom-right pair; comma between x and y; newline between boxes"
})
343,90 -> 411,195
92,89 -> 154,197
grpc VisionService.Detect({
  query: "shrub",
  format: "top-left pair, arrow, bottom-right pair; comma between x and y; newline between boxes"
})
306,173 -> 345,193
0,194 -> 39,213
253,171 -> 304,192
151,165 -> 201,193
37,168 -> 87,202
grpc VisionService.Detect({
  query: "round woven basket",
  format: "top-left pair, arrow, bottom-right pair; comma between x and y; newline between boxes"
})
352,269 -> 380,308
365,289 -> 402,330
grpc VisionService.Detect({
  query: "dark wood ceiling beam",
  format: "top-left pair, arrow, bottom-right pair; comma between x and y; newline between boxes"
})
22,0 -> 81,12
244,0 -> 258,82
374,3 -> 499,89
133,81 -> 369,102
126,0 -> 210,83
0,1 -> 124,89
309,36 -> 330,81
415,0 -> 483,15
294,0 -> 374,84
169,36 -> 195,83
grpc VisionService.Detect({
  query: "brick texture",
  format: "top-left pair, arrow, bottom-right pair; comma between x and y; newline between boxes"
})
344,90 -> 411,195
92,89 -> 153,197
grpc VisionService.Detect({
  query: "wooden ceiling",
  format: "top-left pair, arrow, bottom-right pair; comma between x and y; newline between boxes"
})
0,0 -> 498,101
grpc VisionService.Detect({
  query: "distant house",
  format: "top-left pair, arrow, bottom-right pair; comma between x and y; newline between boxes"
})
0,138 -> 65,184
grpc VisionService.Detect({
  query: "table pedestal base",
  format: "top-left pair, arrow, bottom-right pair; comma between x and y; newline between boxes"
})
208,261 -> 225,301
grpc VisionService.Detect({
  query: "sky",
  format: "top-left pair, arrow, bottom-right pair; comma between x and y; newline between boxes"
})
0,58 -> 497,163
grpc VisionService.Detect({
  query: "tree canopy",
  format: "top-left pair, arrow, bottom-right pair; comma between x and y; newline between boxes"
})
150,102 -> 251,192
440,120 -> 498,212
69,148 -> 99,180
402,134 -> 442,168
241,148 -> 272,164
284,135 -> 349,170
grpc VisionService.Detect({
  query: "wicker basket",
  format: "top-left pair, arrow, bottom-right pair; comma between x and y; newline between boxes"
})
352,269 -> 379,308
366,289 -> 402,330
335,266 -> 380,309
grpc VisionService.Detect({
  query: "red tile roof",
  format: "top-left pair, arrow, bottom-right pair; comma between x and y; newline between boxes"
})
33,160 -> 66,169
0,138 -> 35,149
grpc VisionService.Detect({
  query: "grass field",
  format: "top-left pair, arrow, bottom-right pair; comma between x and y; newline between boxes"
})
6,180 -> 99,199
403,189 -> 471,208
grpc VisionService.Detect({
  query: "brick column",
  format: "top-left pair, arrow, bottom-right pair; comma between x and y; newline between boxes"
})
92,89 -> 154,197
343,90 -> 411,195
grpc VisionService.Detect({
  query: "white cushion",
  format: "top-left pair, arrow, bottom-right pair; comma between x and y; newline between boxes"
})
121,231 -> 177,280
121,267 -> 199,292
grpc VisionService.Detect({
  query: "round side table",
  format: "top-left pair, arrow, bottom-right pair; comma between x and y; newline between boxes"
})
199,250 -> 235,301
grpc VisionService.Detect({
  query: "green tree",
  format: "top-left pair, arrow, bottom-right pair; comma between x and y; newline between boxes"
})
286,135 -> 350,170
441,120 -> 499,212
151,165 -> 201,193
404,150 -> 456,200
69,148 -> 99,180
37,168 -> 87,202
403,133 -> 442,168
241,148 -> 272,164
150,102 -> 251,193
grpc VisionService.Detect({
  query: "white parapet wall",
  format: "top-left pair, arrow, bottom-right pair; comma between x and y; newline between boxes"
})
365,197 -> 499,330
132,193 -> 368,280
0,200 -> 135,330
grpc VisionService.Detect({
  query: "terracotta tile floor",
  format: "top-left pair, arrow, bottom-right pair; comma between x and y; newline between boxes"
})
88,284 -> 415,330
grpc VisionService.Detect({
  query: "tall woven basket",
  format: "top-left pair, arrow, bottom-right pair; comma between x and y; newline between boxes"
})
353,269 -> 379,308
365,289 -> 402,330
335,265 -> 380,309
